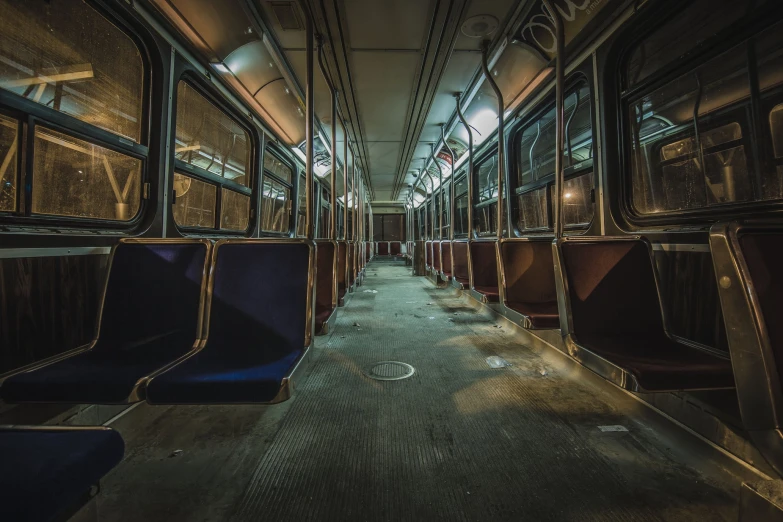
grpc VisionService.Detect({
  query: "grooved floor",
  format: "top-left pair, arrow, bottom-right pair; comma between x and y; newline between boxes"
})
100,259 -> 746,521
230,260 -> 740,521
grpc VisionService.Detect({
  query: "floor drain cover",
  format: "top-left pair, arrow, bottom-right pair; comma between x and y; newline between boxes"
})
368,361 -> 415,381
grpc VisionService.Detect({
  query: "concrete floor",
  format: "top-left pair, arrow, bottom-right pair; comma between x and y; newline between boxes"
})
97,258 -> 760,521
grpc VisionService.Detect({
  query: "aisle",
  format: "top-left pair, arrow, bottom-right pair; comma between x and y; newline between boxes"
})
229,259 -> 741,521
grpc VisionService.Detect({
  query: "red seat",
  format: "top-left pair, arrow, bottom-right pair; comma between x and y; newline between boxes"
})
505,301 -> 559,328
500,240 -> 559,329
470,241 -> 499,300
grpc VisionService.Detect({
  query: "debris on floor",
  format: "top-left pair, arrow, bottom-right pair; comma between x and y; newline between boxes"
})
362,289 -> 378,293
168,449 -> 183,458
598,425 -> 629,433
353,322 -> 360,327
538,368 -> 548,376
486,356 -> 511,368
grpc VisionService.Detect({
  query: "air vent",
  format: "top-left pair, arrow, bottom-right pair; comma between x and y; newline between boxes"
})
270,1 -> 304,31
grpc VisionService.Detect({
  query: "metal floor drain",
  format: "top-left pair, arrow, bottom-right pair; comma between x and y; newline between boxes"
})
368,361 -> 415,381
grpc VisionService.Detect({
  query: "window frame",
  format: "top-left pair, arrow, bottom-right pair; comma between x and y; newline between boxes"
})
615,0 -> 783,227
259,143 -> 295,236
509,70 -> 596,237
169,70 -> 259,236
0,0 -> 153,232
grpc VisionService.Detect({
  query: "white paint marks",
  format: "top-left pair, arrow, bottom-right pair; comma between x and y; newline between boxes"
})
598,425 -> 629,433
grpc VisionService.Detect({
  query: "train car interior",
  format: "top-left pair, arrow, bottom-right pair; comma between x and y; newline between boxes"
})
2,0 -> 783,520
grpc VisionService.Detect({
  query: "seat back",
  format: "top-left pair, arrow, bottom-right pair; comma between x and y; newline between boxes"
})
442,242 -> 452,276
559,239 -> 663,337
470,241 -> 498,289
711,223 -> 783,474
390,241 -> 401,255
500,240 -> 556,305
207,241 -> 314,353
337,241 -> 347,290
433,241 -> 441,271
426,241 -> 433,267
377,241 -> 389,256
315,240 -> 337,314
366,242 -> 373,258
452,241 -> 470,282
347,244 -> 355,284
99,240 -> 209,348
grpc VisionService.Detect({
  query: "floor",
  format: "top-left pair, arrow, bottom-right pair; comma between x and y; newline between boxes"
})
98,258 -> 753,521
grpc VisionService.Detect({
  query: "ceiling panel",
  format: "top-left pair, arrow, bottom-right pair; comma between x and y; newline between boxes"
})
366,142 -> 402,174
453,0 -> 516,51
345,0 -> 433,50
419,52 -> 482,143
351,52 -> 420,142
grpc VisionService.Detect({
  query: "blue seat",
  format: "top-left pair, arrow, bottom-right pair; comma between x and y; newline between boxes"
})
146,240 -> 314,404
0,426 -> 124,522
1,240 -> 210,404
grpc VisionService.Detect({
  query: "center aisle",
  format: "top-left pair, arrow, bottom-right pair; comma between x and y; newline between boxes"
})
230,259 -> 741,521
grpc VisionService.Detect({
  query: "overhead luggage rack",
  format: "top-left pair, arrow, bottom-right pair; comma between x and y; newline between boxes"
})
499,237 -> 559,329
145,239 -> 314,405
554,236 -> 734,392
0,239 -> 210,404
711,221 -> 783,476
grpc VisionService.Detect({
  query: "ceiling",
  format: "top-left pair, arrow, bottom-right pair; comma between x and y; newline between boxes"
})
257,0 -> 518,203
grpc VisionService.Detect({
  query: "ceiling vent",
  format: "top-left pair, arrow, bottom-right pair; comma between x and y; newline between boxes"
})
269,1 -> 304,31
461,15 -> 499,38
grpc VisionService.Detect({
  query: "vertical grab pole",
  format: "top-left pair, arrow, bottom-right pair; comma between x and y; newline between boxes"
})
480,41 -> 504,242
305,10 -> 314,241
343,123 -> 349,287
351,161 -> 357,282
455,93 -> 474,239
456,92 -> 475,289
442,125 -> 455,242
543,0 -> 565,239
431,144 -> 443,242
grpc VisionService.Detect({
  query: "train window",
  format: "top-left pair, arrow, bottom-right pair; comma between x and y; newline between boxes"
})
0,0 -> 144,142
772,105 -> 783,158
260,174 -> 290,234
625,0 -> 757,89
173,81 -> 253,232
518,187 -> 547,231
626,18 -> 783,217
0,115 -> 18,212
172,173 -> 216,228
453,174 -> 468,236
33,127 -> 142,220
475,153 -> 498,235
296,174 -> 306,236
441,182 -> 450,234
264,151 -> 293,184
514,82 -> 593,232
221,189 -> 250,231
175,82 -> 250,185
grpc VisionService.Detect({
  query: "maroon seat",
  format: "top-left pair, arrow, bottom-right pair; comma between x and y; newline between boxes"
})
470,241 -> 499,301
500,240 -> 559,329
433,241 -> 441,271
314,240 -> 336,333
347,245 -> 355,285
377,242 -> 389,256
425,241 -> 432,267
452,241 -> 470,285
366,242 -> 373,259
506,301 -> 559,328
441,242 -> 452,277
558,238 -> 733,392
390,242 -> 402,256
337,241 -> 347,301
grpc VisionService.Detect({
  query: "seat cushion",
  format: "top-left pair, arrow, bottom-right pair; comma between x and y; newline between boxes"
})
146,342 -> 303,404
473,285 -> 500,303
506,301 -> 560,329
1,331 -> 197,403
0,427 -> 124,522
576,333 -> 734,391
314,307 -> 333,330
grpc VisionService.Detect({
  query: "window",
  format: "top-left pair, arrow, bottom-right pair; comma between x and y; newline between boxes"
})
0,0 -> 146,224
452,174 -> 469,237
475,153 -> 498,236
625,17 -> 783,217
296,174 -> 306,237
173,81 -> 252,232
513,82 -> 594,232
441,182 -> 450,234
260,149 -> 292,234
